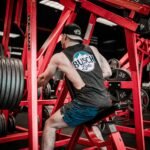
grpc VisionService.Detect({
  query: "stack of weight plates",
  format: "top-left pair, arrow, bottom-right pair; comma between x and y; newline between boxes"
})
0,113 -> 7,136
8,115 -> 16,132
0,58 -> 24,109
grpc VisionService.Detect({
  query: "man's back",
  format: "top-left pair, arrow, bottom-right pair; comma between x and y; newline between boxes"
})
54,44 -> 110,108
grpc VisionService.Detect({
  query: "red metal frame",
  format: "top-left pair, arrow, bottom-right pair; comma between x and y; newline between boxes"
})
2,0 -> 14,57
26,1 -> 38,149
14,0 -> 24,28
37,8 -> 72,73
0,0 -> 150,150
83,13 -> 97,45
125,30 -> 145,150
81,0 -> 139,32
99,0 -> 150,15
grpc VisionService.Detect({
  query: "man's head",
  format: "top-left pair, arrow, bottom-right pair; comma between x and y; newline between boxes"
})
61,23 -> 83,48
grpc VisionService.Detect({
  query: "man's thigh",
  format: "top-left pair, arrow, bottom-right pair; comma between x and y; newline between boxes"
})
46,109 -> 69,129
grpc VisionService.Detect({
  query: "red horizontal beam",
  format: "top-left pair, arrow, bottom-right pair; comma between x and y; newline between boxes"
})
116,125 -> 150,137
104,81 -> 133,89
0,131 -> 42,144
100,0 -> 150,15
81,1 -> 139,31
20,99 -> 57,106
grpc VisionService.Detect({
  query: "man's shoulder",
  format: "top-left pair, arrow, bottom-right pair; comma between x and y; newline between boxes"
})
89,45 -> 97,51
52,52 -> 67,63
53,52 -> 64,58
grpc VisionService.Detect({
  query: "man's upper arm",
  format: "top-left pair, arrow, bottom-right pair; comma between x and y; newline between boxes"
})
99,53 -> 112,78
90,45 -> 112,78
44,53 -> 60,79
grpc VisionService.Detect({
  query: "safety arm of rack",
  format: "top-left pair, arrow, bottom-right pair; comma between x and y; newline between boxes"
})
99,0 -> 150,16
81,0 -> 139,32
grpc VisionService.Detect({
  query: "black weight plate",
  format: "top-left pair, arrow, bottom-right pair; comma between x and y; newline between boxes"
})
0,44 -> 4,57
8,59 -> 16,109
115,69 -> 131,81
8,115 -> 15,132
0,58 -> 7,108
108,68 -> 132,102
54,70 -> 64,81
45,105 -> 53,115
117,89 -> 132,101
43,83 -> 51,99
0,59 -> 2,99
38,87 -> 41,99
43,106 -> 50,119
0,115 -> 3,136
10,59 -> 20,109
109,89 -> 131,102
108,89 -> 131,102
128,89 -> 150,112
12,115 -> 16,131
0,114 -> 5,136
2,58 -> 12,108
108,58 -> 120,69
8,116 -> 13,132
8,116 -> 12,132
141,89 -> 149,110
15,59 -> 24,107
108,89 -> 120,102
107,68 -> 131,81
43,105 -> 53,119
1,113 -> 7,135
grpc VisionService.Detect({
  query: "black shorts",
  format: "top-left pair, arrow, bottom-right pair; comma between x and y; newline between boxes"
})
60,100 -> 100,127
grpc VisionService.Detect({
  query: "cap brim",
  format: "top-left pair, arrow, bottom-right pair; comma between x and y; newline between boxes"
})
67,34 -> 83,41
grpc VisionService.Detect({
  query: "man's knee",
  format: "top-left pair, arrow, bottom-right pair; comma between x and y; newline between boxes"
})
44,117 -> 56,128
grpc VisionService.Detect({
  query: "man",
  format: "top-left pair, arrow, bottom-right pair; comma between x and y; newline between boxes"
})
38,23 -> 112,150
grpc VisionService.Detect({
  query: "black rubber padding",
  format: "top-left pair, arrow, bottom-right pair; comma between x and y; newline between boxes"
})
8,59 -> 16,109
12,115 -> 16,131
1,113 -> 7,135
15,59 -> 24,107
3,58 -> 12,108
0,59 -> 2,101
0,114 -> 4,136
43,83 -> 51,99
10,59 -> 20,109
0,44 -> 4,57
8,115 -> 15,132
0,114 -> 2,136
0,58 -> 7,109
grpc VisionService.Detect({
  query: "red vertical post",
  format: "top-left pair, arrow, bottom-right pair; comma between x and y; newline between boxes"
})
83,13 -> 96,45
14,0 -> 24,27
119,53 -> 128,67
22,34 -> 27,70
2,0 -> 14,57
27,0 -> 38,149
125,30 -> 145,150
138,52 -> 144,84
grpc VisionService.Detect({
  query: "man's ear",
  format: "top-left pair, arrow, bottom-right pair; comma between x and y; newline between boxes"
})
64,34 -> 68,41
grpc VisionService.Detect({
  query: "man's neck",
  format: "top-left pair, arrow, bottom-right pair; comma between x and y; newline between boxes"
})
65,41 -> 80,48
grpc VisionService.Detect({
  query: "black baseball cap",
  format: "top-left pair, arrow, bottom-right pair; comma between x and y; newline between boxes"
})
62,23 -> 83,41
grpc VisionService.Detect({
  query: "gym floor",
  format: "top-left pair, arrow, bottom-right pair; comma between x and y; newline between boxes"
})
0,110 -> 150,150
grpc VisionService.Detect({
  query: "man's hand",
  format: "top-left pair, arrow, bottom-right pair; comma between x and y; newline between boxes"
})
37,74 -> 45,87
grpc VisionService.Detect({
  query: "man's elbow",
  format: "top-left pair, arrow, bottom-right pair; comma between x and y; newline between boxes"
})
108,70 -> 112,77
103,71 -> 112,79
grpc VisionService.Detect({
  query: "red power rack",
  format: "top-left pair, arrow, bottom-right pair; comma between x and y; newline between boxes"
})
0,0 -> 149,150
